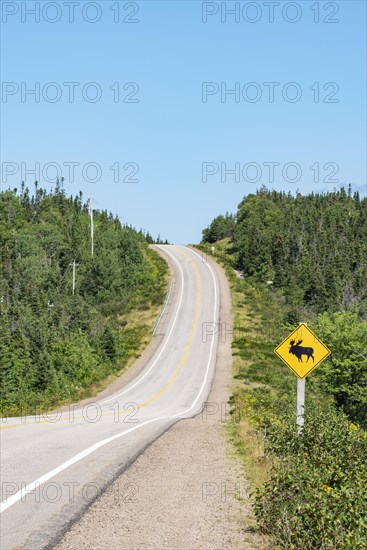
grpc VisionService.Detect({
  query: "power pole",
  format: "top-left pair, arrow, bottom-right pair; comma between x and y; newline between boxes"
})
69,260 -> 79,296
89,194 -> 94,257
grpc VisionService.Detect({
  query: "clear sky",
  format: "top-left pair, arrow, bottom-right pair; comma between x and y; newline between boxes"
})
1,0 -> 366,243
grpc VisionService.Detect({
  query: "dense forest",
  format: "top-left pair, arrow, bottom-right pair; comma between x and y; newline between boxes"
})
0,183 -> 167,416
203,187 -> 367,314
201,187 -> 367,548
202,187 -> 367,424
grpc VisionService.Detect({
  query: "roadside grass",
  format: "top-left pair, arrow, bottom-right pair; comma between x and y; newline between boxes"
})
197,240 -> 367,550
199,240 -> 291,490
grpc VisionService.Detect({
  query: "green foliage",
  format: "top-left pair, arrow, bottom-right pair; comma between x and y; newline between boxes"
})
253,401 -> 367,549
202,212 -> 235,243
206,187 -> 367,313
197,230 -> 367,549
200,188 -> 367,426
227,299 -> 367,549
0,185 -> 167,415
315,311 -> 367,427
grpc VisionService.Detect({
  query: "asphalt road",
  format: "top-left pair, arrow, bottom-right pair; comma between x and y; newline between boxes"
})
0,245 -> 220,549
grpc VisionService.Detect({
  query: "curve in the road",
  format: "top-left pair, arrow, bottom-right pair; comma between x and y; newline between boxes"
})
1,246 -> 218,516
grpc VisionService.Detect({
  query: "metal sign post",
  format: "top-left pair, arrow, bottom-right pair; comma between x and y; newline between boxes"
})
296,322 -> 307,434
296,377 -> 306,433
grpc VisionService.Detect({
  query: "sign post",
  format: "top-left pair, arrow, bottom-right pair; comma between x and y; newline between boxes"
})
296,322 -> 307,434
274,323 -> 331,433
296,378 -> 305,433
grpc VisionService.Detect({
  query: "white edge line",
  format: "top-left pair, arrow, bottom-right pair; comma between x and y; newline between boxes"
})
152,278 -> 172,335
99,246 -> 185,405
0,246 -> 218,514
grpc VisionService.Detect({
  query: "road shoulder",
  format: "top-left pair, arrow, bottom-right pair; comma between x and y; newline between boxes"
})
55,256 -> 264,550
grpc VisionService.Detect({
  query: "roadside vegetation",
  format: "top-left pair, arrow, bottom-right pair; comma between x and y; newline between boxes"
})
0,183 -> 168,416
199,187 -> 367,549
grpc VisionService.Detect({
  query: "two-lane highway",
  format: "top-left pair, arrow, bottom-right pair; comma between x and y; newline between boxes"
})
0,245 -> 220,549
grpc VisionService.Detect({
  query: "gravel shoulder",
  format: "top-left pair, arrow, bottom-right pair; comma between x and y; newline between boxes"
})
55,255 -> 264,550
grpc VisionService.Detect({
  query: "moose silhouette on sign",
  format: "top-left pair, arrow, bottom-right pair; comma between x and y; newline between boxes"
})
289,339 -> 314,363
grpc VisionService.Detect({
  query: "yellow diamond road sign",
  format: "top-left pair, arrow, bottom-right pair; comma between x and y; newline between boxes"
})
274,323 -> 331,379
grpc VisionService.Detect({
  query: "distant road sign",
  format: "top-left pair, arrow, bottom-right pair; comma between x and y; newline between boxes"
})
274,323 -> 331,379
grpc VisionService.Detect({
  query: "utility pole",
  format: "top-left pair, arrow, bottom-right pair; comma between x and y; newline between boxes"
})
89,194 -> 94,257
69,260 -> 79,296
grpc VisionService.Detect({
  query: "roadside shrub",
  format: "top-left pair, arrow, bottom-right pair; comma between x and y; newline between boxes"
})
315,311 -> 367,427
253,402 -> 367,549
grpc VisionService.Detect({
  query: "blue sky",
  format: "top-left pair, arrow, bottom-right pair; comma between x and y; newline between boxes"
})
1,0 -> 366,243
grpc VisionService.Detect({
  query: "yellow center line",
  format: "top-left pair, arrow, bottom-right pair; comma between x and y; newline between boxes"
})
138,254 -> 201,408
1,252 -> 201,431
